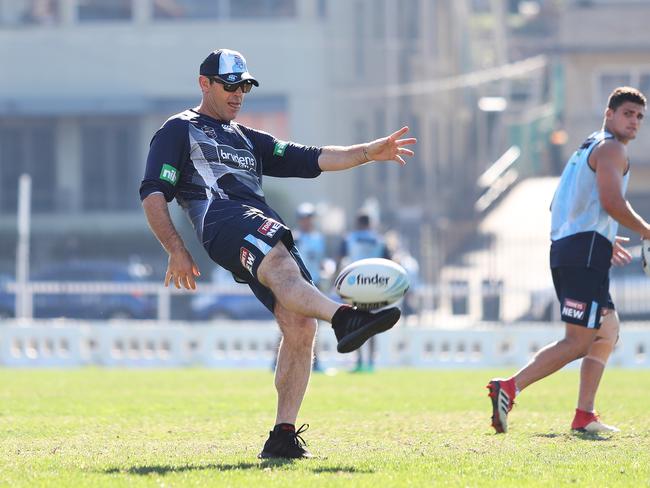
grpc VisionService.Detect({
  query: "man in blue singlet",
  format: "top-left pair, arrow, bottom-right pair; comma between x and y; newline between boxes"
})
339,210 -> 391,372
139,49 -> 416,458
293,202 -> 327,289
487,86 -> 648,434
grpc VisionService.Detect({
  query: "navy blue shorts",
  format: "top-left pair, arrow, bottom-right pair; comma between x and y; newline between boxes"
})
205,202 -> 313,314
551,266 -> 615,329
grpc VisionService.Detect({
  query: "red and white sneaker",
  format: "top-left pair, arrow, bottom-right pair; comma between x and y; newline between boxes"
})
486,378 -> 516,433
571,409 -> 620,433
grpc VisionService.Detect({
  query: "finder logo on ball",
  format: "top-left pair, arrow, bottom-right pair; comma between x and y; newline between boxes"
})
335,258 -> 410,311
347,273 -> 390,286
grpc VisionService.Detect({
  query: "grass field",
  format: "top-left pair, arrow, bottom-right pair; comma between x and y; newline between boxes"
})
1,368 -> 649,487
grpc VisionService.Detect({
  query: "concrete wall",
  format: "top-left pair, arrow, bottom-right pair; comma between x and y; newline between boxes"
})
2,320 -> 649,368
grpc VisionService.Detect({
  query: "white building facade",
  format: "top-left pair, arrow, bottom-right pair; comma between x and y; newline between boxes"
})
0,0 -> 479,282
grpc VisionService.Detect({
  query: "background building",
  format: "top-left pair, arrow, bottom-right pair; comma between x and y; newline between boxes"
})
1,0 -> 649,316
0,0 -> 495,280
556,0 -> 650,221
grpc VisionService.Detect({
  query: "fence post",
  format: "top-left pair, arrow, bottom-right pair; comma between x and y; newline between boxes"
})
16,174 -> 32,319
157,286 -> 171,321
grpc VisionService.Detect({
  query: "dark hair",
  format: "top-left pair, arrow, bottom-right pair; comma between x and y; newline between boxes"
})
607,86 -> 647,111
356,214 -> 371,228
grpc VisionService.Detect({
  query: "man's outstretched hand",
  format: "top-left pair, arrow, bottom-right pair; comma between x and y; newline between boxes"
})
365,126 -> 417,165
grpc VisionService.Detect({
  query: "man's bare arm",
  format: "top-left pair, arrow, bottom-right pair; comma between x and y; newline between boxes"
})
594,142 -> 650,239
318,126 -> 416,172
142,193 -> 200,289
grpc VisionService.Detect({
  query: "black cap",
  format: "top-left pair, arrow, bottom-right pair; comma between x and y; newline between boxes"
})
199,49 -> 259,86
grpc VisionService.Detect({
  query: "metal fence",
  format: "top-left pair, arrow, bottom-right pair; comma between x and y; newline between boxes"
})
3,277 -> 650,324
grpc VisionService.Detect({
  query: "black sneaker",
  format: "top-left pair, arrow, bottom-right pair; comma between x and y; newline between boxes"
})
258,424 -> 312,459
332,306 -> 401,353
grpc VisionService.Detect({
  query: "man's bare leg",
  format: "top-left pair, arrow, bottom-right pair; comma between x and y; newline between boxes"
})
257,242 -> 339,322
257,241 -> 401,354
514,323 -> 598,391
577,358 -> 605,412
568,311 -> 621,432
273,303 -> 317,425
488,323 -> 598,433
258,302 -> 316,459
577,310 -> 619,412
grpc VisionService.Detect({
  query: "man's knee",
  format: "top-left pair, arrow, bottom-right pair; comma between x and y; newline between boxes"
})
585,311 -> 620,365
276,305 -> 317,346
563,326 -> 598,359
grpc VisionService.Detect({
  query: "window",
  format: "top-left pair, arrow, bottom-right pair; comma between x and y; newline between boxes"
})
598,73 -> 632,103
80,118 -> 140,211
354,1 -> 365,79
639,74 -> 650,98
0,0 -> 60,26
153,0 -> 221,20
354,118 -> 369,208
0,120 -> 56,213
398,0 -> 419,41
77,0 -> 132,21
374,108 -> 387,186
230,0 -> 296,18
372,0 -> 385,38
429,118 -> 441,192
596,71 -> 650,110
398,49 -> 412,83
399,112 -> 424,204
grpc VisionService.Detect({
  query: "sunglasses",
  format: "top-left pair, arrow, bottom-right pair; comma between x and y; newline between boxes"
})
209,77 -> 254,93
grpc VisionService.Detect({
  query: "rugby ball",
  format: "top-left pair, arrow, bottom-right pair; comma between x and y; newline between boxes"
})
334,258 -> 410,310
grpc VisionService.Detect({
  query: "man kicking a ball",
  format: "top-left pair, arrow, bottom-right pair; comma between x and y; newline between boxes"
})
487,86 -> 648,434
140,49 -> 416,458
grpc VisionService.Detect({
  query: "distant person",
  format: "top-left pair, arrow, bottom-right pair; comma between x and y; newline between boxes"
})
293,203 -> 327,289
385,230 -> 420,316
139,48 -> 416,458
339,210 -> 391,373
487,86 -> 648,434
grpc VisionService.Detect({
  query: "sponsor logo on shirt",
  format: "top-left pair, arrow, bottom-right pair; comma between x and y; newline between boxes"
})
273,141 -> 288,157
218,144 -> 256,172
222,124 -> 235,133
562,298 -> 586,320
200,125 -> 217,139
258,219 -> 283,238
160,164 -> 179,185
240,247 -> 256,275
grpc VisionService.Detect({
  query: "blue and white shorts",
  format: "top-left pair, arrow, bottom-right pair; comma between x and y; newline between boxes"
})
206,202 -> 313,314
551,266 -> 614,329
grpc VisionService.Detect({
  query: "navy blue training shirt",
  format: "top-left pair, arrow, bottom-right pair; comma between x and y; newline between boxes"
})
139,109 -> 322,244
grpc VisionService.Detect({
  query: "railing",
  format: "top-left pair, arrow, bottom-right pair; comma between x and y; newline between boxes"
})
475,146 -> 521,213
4,281 -> 252,321
4,276 -> 650,324
2,279 -> 520,323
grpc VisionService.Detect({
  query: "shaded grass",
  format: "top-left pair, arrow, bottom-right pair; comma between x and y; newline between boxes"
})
0,368 -> 649,487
